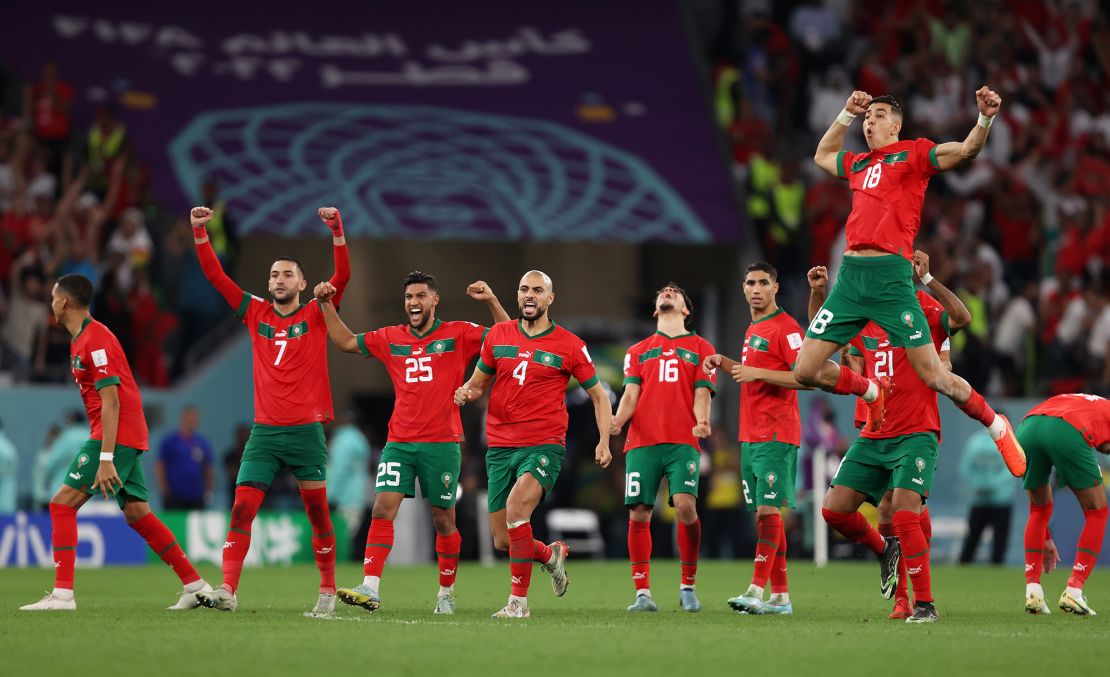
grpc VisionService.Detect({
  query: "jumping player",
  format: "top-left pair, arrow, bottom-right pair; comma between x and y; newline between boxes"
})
190,205 -> 349,616
454,270 -> 613,618
611,283 -> 716,613
313,271 -> 509,614
20,274 -> 210,611
795,87 -> 1025,478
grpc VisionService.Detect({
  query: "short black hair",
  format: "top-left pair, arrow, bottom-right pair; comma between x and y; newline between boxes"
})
656,282 -> 694,329
868,95 -> 903,117
745,262 -> 778,282
272,257 -> 305,277
56,274 -> 94,307
403,271 -> 437,293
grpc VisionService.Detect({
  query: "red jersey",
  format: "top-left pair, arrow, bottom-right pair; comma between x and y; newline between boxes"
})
477,320 -> 599,447
850,291 -> 951,438
622,331 -> 717,450
837,138 -> 940,260
70,317 -> 149,450
1026,394 -> 1110,448
195,238 -> 350,427
358,318 -> 487,443
739,309 -> 803,445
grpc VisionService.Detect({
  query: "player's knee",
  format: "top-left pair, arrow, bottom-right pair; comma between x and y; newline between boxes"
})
628,504 -> 652,522
793,361 -> 819,386
674,503 -> 698,525
122,501 -> 150,524
230,499 -> 259,527
492,534 -> 510,552
431,510 -> 455,534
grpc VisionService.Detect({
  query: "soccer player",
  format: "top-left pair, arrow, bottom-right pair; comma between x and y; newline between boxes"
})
1019,393 -> 1109,616
20,274 -> 211,611
795,87 -> 1026,477
810,252 -> 970,623
189,205 -> 349,616
611,283 -> 716,613
704,262 -> 805,616
312,272 -> 510,614
454,270 -> 613,618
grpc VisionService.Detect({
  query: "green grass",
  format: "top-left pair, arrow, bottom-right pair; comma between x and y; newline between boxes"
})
2,560 -> 1105,676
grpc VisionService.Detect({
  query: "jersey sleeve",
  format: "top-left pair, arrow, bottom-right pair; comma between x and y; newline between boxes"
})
355,328 -> 387,361
835,150 -> 858,180
695,338 -> 717,392
477,329 -> 497,375
570,340 -> 600,390
463,322 -> 488,358
915,138 -> 941,177
622,345 -> 642,386
87,333 -> 126,391
196,238 -> 249,312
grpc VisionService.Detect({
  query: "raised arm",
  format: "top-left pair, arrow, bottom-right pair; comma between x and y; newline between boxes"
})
610,382 -> 641,436
807,266 -> 829,323
314,282 -> 360,354
913,250 -> 970,332
814,91 -> 870,177
466,280 -> 510,324
584,381 -> 613,468
930,86 -> 1001,171
318,208 -> 351,307
191,206 -> 246,308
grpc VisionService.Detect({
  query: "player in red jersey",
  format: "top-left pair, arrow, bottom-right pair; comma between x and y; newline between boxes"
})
454,270 -> 613,618
312,271 -> 509,614
20,274 -> 211,611
704,262 -> 806,616
1019,394 -> 1109,616
793,87 -> 1026,478
810,252 -> 971,623
189,205 -> 349,616
611,283 -> 716,613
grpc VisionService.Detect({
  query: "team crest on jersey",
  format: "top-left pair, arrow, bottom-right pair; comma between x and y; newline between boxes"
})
687,461 -> 696,476
915,457 -> 926,473
441,472 -> 452,488
539,456 -> 549,467
766,472 -> 777,487
77,454 -> 89,468
901,311 -> 914,328
70,355 -> 86,371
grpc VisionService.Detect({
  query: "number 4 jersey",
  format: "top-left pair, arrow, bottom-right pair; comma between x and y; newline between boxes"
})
357,318 -> 487,443
622,331 -> 717,450
477,320 -> 599,447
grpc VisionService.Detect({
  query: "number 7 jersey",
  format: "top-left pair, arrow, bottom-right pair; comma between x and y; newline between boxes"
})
477,320 -> 600,447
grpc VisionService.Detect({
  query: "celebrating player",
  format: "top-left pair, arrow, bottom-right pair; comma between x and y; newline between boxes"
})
1019,394 -> 1109,617
811,252 -> 970,623
20,274 -> 211,611
704,262 -> 805,616
795,87 -> 1025,477
455,270 -> 613,618
611,283 -> 716,613
312,272 -> 509,614
190,205 -> 349,616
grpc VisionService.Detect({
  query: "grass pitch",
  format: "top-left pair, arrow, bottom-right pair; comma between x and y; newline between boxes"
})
2,560 -> 1105,676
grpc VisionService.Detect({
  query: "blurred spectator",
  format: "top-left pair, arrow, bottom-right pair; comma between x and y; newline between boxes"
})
106,207 -> 152,292
958,427 -> 1015,564
993,280 -> 1038,395
0,417 -> 17,512
22,62 -> 72,177
86,105 -> 126,189
33,410 -> 86,509
327,409 -> 372,559
0,252 -> 48,381
155,405 -> 214,509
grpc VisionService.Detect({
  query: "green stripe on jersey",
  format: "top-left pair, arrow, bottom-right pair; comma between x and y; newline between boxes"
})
286,320 -> 309,339
389,344 -> 413,356
862,336 -> 879,350
425,338 -> 456,355
532,350 -> 563,369
747,335 -> 770,352
492,345 -> 519,359
850,156 -> 873,173
257,322 -> 275,339
676,348 -> 699,365
882,150 -> 908,164
638,347 -> 663,363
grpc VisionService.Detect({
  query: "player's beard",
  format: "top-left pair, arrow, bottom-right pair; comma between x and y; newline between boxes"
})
409,307 -> 432,331
271,288 -> 298,304
519,302 -> 547,322
657,301 -> 676,313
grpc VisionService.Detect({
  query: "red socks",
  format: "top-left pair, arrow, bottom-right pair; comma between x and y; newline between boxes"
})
300,487 -> 336,594
958,389 -> 997,428
628,519 -> 652,591
753,513 -> 782,587
436,531 -> 462,588
822,508 -> 885,556
833,364 -> 872,396
50,503 -> 78,590
533,539 -> 552,564
770,519 -> 788,594
920,507 -> 932,543
363,519 -> 395,577
1024,502 -> 1053,584
677,519 -> 700,586
131,512 -> 200,585
508,523 -> 534,597
880,522 -> 908,602
223,486 -> 264,593
894,510 -> 931,603
1068,506 -> 1108,589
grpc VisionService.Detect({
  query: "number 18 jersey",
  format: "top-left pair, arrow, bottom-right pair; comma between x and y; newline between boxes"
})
477,320 -> 599,447
357,318 -> 487,443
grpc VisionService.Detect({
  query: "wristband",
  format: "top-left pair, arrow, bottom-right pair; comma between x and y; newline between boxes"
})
920,272 -> 934,285
836,108 -> 857,127
977,113 -> 993,129
192,225 -> 208,240
327,215 -> 345,237
99,452 -> 114,462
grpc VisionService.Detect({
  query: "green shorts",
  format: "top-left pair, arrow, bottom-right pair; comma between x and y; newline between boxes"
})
741,441 -> 798,511
376,442 -> 461,508
806,254 -> 932,349
236,423 -> 327,486
624,444 -> 701,507
1019,415 -> 1104,491
832,432 -> 938,504
486,444 -> 564,513
62,439 -> 149,509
